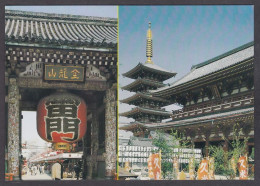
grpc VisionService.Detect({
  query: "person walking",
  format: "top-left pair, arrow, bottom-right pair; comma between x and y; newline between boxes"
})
74,163 -> 81,180
41,164 -> 45,174
39,165 -> 42,174
52,162 -> 62,180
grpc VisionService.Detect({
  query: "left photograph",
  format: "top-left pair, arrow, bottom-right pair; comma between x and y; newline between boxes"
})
4,6 -> 117,181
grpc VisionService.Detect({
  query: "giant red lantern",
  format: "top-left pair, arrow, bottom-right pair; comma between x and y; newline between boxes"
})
37,92 -> 87,150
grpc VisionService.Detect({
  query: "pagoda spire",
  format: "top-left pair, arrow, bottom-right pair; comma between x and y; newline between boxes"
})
146,22 -> 154,64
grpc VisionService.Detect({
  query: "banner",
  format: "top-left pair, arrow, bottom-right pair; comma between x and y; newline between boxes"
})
150,151 -> 161,180
148,155 -> 154,178
208,157 -> 215,180
189,157 -> 195,180
197,158 -> 209,180
238,156 -> 248,180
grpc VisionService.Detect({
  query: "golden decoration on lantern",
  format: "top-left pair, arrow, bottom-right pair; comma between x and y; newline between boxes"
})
53,142 -> 71,151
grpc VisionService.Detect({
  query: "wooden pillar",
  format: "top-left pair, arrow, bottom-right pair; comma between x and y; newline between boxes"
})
86,160 -> 93,180
205,138 -> 210,157
104,84 -> 117,179
7,78 -> 21,180
205,131 -> 211,157
82,113 -> 92,180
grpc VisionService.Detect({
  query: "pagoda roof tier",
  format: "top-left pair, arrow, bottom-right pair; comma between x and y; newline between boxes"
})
121,78 -> 165,92
119,122 -> 147,131
120,92 -> 170,106
5,10 -> 117,49
119,106 -> 171,118
152,42 -> 254,97
122,63 -> 176,81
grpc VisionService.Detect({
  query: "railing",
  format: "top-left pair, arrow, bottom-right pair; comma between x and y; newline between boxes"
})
172,95 -> 254,120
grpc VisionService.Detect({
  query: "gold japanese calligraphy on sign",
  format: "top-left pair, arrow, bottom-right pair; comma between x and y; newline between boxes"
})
45,65 -> 84,82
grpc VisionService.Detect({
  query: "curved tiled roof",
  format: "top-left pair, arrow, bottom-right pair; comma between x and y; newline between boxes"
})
121,78 -> 165,92
122,62 -> 176,81
142,107 -> 254,129
5,9 -> 117,48
120,106 -> 171,117
152,42 -> 254,95
120,92 -> 170,105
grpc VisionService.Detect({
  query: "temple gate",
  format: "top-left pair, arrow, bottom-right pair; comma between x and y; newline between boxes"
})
5,10 -> 117,180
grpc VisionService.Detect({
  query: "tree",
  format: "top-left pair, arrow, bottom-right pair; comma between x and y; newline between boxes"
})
152,129 -> 190,179
152,130 -> 173,179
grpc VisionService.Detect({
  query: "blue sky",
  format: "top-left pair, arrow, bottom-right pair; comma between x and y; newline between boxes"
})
119,5 -> 254,125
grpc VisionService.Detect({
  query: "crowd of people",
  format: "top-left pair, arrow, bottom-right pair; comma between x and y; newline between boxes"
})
24,161 -> 82,180
25,164 -> 46,176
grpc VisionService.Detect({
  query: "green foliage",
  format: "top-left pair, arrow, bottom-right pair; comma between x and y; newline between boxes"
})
152,130 -> 173,179
152,129 -> 191,179
208,125 -> 249,179
250,148 -> 254,160
208,145 -> 229,175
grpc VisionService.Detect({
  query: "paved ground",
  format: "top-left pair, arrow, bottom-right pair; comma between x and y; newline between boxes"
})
22,173 -> 52,180
22,173 -> 82,180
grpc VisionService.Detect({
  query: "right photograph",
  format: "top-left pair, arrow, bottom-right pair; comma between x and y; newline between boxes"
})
118,6 -> 254,180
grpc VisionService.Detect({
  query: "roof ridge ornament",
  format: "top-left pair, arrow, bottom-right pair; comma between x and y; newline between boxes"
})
145,22 -> 154,64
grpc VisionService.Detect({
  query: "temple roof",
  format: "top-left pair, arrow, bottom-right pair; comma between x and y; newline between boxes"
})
141,107 -> 254,129
121,78 -> 165,92
129,136 -> 154,147
120,106 -> 253,131
119,122 -> 146,131
152,41 -> 254,96
119,106 -> 171,118
122,62 -> 176,81
120,92 -> 170,105
5,9 -> 117,49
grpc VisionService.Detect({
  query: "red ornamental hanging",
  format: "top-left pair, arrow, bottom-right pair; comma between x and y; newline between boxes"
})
37,92 -> 87,149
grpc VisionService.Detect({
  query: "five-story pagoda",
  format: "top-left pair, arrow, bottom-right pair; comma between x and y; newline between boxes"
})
120,23 -> 176,135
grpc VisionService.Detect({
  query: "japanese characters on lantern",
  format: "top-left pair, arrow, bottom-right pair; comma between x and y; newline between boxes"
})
37,92 -> 87,150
